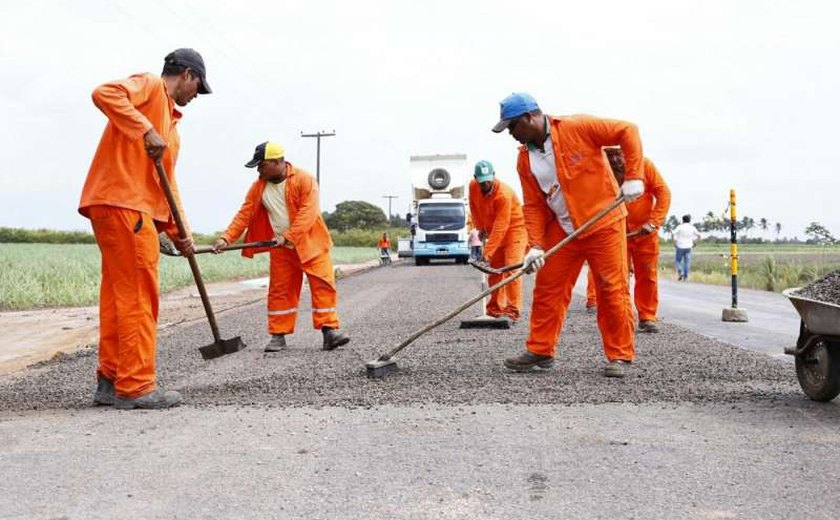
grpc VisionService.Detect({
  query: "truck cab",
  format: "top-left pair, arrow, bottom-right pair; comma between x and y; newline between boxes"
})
409,154 -> 470,265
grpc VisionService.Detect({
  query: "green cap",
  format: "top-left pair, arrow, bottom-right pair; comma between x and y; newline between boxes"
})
474,160 -> 495,183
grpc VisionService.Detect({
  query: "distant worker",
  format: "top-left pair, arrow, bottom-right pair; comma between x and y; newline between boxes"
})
378,232 -> 392,265
585,149 -> 671,333
468,226 -> 482,261
492,92 -> 644,378
79,48 -> 212,409
468,160 -> 528,321
671,214 -> 701,281
212,141 -> 350,353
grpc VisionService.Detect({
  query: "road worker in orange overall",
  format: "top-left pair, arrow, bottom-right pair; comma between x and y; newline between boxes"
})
491,92 -> 645,378
79,48 -> 212,409
468,160 -> 528,321
377,233 -> 392,265
212,142 -> 350,353
585,149 -> 671,332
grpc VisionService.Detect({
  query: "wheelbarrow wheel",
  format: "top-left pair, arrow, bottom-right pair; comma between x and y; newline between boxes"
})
795,337 -> 840,402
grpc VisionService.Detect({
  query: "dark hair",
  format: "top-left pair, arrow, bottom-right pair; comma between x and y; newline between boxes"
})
682,214 -> 691,223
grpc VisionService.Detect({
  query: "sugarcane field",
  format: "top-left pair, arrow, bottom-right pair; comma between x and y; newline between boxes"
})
2,2 -> 840,519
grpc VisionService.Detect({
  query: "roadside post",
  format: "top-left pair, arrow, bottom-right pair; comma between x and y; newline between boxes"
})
722,188 -> 749,322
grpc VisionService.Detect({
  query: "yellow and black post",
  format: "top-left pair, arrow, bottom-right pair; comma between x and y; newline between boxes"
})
722,189 -> 749,322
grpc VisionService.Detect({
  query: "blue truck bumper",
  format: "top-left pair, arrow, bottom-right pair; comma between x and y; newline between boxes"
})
413,242 -> 470,258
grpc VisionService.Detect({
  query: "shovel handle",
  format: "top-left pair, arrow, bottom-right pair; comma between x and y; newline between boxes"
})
194,240 -> 279,255
153,159 -> 222,343
379,196 -> 626,361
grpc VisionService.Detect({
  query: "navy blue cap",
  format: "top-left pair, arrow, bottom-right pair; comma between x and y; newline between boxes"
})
492,92 -> 539,133
165,48 -> 212,94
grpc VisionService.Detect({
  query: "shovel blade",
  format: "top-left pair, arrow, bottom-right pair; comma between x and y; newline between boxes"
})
199,336 -> 247,360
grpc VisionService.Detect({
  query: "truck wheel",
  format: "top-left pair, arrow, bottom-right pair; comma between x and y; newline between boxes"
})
428,168 -> 451,190
795,337 -> 840,402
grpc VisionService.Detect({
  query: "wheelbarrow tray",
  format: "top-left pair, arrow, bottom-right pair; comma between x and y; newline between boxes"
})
782,288 -> 840,338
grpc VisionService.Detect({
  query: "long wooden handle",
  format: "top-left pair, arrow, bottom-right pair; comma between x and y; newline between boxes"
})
153,159 -> 221,343
379,196 -> 626,361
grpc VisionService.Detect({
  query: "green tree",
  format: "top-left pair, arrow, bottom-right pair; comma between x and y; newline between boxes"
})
804,221 -> 836,245
324,201 -> 387,231
662,215 -> 680,235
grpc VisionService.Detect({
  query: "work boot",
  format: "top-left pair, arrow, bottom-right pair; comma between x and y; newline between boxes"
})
264,334 -> 287,352
604,360 -> 631,378
638,320 -> 660,333
93,375 -> 115,406
503,351 -> 555,372
322,327 -> 350,351
115,389 -> 183,410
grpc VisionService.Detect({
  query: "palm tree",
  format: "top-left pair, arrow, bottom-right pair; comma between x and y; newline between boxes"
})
775,222 -> 782,239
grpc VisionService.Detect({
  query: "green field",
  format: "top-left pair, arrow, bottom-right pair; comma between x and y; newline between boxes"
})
0,244 -> 379,311
659,243 -> 840,291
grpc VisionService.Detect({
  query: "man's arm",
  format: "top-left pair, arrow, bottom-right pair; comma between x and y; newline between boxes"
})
517,151 -> 551,250
91,73 -> 158,141
219,181 -> 260,245
581,116 -> 644,182
484,192 -> 512,260
284,174 -> 320,246
646,159 -> 671,228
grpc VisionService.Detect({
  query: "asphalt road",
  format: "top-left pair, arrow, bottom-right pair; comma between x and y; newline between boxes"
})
1,262 -> 838,519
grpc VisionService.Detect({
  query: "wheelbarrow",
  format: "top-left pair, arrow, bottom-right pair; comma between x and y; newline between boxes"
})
782,288 -> 840,402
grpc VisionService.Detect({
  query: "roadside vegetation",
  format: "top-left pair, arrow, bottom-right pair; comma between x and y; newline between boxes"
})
0,243 -> 379,310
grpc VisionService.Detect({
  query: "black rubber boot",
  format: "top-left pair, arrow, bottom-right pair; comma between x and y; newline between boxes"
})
93,375 -> 115,406
322,327 -> 350,351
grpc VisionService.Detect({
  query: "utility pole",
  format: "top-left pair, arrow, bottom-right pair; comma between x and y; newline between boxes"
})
300,130 -> 336,186
382,195 -> 399,222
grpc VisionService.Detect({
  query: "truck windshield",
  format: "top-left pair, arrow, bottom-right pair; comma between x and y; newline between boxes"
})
418,203 -> 465,231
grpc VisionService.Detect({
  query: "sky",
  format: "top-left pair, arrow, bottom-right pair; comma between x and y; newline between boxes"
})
1,0 -> 838,239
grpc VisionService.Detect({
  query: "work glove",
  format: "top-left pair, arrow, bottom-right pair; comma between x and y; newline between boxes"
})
523,247 -> 545,274
620,179 -> 644,202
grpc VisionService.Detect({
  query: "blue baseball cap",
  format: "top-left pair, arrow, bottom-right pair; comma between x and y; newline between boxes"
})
492,92 -> 540,133
474,160 -> 495,183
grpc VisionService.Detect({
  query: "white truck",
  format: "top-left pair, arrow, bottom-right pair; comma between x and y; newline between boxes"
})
407,154 -> 470,266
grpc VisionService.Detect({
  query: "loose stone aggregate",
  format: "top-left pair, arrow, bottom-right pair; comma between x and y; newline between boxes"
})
0,263 -> 799,412
794,269 -> 840,306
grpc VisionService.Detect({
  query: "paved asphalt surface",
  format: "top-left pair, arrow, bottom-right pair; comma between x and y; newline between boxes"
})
1,261 -> 838,519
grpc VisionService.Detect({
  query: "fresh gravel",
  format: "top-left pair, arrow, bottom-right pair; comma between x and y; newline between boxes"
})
0,263 -> 799,412
793,269 -> 840,305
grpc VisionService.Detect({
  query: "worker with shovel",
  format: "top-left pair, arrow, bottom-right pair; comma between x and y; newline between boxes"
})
212,142 -> 350,353
492,92 -> 644,378
468,160 -> 527,321
78,48 -> 212,409
585,149 -> 671,333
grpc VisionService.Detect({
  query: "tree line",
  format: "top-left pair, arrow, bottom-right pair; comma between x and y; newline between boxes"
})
660,213 -> 836,245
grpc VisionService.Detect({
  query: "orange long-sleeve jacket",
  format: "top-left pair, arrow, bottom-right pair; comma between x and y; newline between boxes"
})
468,178 -> 527,259
625,158 -> 671,232
516,115 -> 643,248
377,238 -> 391,249
221,163 -> 333,263
79,73 -> 187,237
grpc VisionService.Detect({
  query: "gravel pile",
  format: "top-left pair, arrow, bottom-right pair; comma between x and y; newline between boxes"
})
794,269 -> 840,305
0,263 -> 799,412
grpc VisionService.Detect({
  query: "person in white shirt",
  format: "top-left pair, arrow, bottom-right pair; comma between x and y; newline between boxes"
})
671,214 -> 701,281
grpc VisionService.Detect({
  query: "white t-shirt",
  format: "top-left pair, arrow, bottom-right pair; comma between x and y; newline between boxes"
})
529,133 -> 574,234
672,223 -> 700,249
262,180 -> 290,238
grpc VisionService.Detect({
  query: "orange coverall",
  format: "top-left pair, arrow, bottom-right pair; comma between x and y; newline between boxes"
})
468,178 -> 528,319
585,158 -> 671,321
517,115 -> 641,361
377,237 -> 391,250
79,73 -> 188,399
221,163 -> 340,334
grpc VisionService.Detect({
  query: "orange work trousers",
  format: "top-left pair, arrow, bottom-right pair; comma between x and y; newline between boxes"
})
486,238 -> 527,320
526,219 -> 635,361
584,232 -> 661,322
627,233 -> 660,322
585,265 -> 597,308
267,246 -> 340,334
89,205 -> 159,398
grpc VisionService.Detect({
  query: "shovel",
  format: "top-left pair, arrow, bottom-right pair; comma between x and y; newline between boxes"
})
160,238 -> 279,257
366,195 -> 626,378
153,159 -> 247,360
